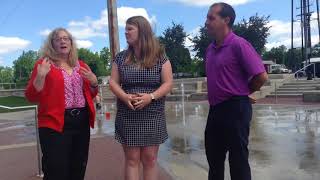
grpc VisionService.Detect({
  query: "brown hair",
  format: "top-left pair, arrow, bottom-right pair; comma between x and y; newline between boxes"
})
40,27 -> 78,67
210,2 -> 236,28
125,16 -> 165,68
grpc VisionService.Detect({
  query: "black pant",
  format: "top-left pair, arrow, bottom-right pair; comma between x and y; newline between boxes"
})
39,107 -> 90,180
205,96 -> 252,180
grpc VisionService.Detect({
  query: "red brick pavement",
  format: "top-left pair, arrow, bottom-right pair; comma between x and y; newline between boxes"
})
0,135 -> 173,180
257,97 -> 320,105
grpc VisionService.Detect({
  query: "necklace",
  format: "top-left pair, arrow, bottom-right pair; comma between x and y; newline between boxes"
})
132,55 -> 141,64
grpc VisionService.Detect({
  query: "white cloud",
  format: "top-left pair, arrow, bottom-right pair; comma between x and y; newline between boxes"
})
66,16 -> 107,39
266,35 -> 319,50
169,0 -> 253,6
68,7 -> 156,39
185,26 -> 201,47
266,13 -> 320,49
76,40 -> 93,48
39,28 -> 94,48
40,6 -> 156,40
185,26 -> 201,57
40,29 -> 51,36
69,27 -> 107,39
0,57 -> 3,65
116,7 -> 157,27
0,36 -> 31,54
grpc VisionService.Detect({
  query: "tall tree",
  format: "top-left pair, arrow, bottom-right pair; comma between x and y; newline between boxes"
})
233,14 -> 270,54
99,47 -> 112,75
285,48 -> 303,71
0,66 -> 14,83
78,48 -> 107,77
192,14 -> 270,60
262,46 -> 304,72
262,45 -> 287,64
192,27 -> 212,60
192,14 -> 271,76
159,22 -> 192,73
191,27 -> 212,76
311,43 -> 320,57
13,50 -> 38,84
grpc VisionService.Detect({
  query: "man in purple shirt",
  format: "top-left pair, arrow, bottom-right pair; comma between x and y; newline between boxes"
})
204,3 -> 268,180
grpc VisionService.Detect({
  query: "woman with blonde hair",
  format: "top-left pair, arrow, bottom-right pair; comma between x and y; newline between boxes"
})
109,16 -> 173,180
25,27 -> 98,180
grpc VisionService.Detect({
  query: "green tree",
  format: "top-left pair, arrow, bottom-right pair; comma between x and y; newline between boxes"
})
0,66 -> 14,89
192,27 -> 212,60
13,50 -> 38,84
191,27 -> 212,76
192,14 -> 270,59
233,14 -> 270,54
263,46 -> 303,71
0,67 -> 14,82
189,57 -> 205,77
285,48 -> 303,71
99,47 -> 112,75
159,22 -> 192,73
311,43 -> 320,57
78,48 -> 107,77
192,14 -> 271,76
262,45 -> 287,64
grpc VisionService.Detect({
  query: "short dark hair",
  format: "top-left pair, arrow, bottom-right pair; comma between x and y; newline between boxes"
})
210,2 -> 236,28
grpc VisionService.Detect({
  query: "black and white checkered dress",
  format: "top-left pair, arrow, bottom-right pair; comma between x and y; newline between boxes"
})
114,50 -> 168,147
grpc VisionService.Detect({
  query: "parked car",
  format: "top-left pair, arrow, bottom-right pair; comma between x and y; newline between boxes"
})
269,64 -> 290,74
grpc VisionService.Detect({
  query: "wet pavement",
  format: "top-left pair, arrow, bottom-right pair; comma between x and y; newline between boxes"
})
95,102 -> 320,180
1,102 -> 320,180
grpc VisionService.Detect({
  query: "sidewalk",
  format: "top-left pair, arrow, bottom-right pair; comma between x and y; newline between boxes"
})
0,135 -> 173,180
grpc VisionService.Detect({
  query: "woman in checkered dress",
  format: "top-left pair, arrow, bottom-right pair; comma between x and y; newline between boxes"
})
109,16 -> 173,180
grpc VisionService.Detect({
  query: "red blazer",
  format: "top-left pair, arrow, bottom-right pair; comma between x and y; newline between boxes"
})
25,58 -> 98,132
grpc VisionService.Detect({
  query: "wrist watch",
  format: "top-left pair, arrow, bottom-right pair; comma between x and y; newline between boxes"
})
150,93 -> 156,102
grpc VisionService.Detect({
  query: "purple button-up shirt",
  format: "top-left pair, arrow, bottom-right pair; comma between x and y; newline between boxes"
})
205,32 -> 265,106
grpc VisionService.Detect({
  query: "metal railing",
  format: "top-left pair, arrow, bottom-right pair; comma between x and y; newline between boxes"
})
0,105 -> 42,177
293,63 -> 316,80
273,63 -> 317,103
0,83 -> 16,90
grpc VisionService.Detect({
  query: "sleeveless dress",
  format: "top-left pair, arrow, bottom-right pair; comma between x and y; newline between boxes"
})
114,50 -> 168,146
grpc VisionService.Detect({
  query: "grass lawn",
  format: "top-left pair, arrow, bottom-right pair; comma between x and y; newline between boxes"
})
0,96 -> 35,113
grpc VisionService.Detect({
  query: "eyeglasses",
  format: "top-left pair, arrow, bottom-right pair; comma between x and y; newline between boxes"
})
53,36 -> 71,42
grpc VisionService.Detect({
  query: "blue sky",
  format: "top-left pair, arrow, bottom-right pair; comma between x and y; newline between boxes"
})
0,0 -> 317,67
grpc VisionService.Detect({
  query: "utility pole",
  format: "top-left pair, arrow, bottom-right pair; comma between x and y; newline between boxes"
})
291,0 -> 294,66
302,0 -> 309,65
107,0 -> 120,60
317,0 -> 320,43
300,0 -> 305,61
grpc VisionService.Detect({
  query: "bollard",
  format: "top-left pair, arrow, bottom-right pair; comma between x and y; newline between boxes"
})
105,112 -> 111,121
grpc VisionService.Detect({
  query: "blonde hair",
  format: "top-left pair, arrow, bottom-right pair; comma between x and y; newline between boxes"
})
40,27 -> 78,67
125,16 -> 165,68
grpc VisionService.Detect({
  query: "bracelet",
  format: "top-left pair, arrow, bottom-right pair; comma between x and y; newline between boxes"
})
150,93 -> 155,101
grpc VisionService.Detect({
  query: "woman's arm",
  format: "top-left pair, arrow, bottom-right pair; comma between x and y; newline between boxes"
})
151,61 -> 173,100
133,61 -> 173,110
79,62 -> 98,98
109,62 -> 136,110
25,59 -> 50,102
